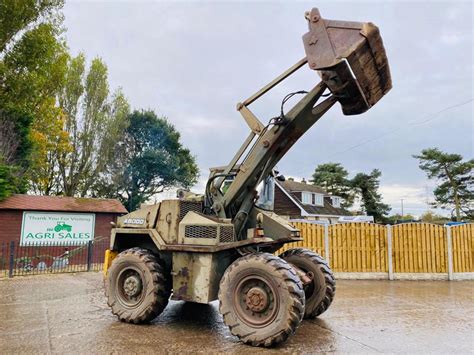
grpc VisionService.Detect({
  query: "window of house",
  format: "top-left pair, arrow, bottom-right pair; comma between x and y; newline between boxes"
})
331,196 -> 341,208
302,192 -> 312,204
314,193 -> 323,206
302,192 -> 324,206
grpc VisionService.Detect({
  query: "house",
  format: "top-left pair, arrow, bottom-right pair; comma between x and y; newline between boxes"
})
272,178 -> 352,224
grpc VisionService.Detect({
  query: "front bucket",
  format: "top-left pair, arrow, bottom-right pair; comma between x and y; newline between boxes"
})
302,8 -> 392,115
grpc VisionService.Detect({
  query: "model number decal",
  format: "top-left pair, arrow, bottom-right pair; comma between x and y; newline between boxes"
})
124,218 -> 145,225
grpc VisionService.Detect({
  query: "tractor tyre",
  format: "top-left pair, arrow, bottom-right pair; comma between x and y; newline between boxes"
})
218,253 -> 305,347
106,247 -> 171,324
279,248 -> 335,319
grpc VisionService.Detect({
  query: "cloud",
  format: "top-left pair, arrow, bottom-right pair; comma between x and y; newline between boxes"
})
380,184 -> 427,205
378,183 -> 451,217
175,114 -> 239,136
440,32 -> 467,45
62,1 -> 473,214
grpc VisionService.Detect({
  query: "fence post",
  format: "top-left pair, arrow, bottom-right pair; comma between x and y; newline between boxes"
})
86,241 -> 93,272
446,226 -> 453,281
8,241 -> 15,278
387,225 -> 394,280
324,224 -> 330,266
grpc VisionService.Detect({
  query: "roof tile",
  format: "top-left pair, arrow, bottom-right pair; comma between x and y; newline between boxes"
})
280,180 -> 326,194
0,194 -> 127,213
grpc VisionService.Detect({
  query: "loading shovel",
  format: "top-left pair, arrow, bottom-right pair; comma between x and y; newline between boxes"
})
303,8 -> 392,115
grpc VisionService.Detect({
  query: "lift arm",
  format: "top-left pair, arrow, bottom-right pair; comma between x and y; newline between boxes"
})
204,8 -> 392,239
207,64 -> 336,232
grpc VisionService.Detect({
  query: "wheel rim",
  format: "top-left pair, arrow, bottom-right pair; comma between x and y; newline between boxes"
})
288,260 -> 316,301
302,268 -> 316,300
116,267 -> 145,308
233,275 -> 279,327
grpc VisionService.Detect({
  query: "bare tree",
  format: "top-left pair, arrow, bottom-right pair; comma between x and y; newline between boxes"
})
0,118 -> 19,164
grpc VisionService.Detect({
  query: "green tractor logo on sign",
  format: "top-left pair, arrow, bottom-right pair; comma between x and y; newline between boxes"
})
54,221 -> 72,232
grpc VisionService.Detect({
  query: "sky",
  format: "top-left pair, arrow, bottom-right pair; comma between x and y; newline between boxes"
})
63,0 -> 473,217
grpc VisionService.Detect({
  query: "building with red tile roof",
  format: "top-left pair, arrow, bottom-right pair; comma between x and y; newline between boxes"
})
0,194 -> 127,213
0,194 -> 127,245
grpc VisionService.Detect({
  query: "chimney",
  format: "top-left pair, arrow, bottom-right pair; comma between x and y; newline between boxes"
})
301,178 -> 307,184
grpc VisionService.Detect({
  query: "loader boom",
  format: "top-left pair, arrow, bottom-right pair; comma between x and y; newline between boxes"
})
205,8 -> 391,238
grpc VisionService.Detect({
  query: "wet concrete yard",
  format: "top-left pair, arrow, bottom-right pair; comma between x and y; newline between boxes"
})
0,273 -> 473,354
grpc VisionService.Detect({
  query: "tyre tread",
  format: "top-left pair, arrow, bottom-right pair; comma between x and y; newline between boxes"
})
280,248 -> 336,318
218,253 -> 305,347
105,247 -> 170,324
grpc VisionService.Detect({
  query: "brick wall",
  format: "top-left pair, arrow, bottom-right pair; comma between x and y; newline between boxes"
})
0,210 -> 22,242
93,213 -> 119,242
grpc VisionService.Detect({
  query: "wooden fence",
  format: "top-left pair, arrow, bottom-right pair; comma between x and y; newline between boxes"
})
279,222 -> 473,280
452,223 -> 474,273
392,223 -> 447,274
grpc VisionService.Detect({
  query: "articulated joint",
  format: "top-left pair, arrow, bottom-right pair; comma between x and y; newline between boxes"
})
237,103 -> 264,135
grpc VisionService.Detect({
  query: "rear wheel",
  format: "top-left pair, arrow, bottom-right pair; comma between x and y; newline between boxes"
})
106,247 -> 171,323
218,253 -> 305,347
280,248 -> 335,319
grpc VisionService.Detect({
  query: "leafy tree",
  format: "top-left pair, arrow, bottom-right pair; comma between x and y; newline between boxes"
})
0,0 -> 64,53
28,100 -> 70,195
310,162 -> 354,208
414,148 -> 473,221
351,169 -> 391,222
1,23 -> 67,112
95,110 -> 199,211
0,109 -> 33,167
0,165 -> 25,200
0,0 -> 66,199
420,210 -> 449,224
53,54 -> 130,196
386,213 -> 416,224
4,24 -> 68,195
0,109 -> 33,198
0,110 -> 33,199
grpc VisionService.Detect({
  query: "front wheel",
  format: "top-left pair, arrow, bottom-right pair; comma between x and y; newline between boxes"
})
105,247 -> 171,324
218,253 -> 305,347
280,248 -> 335,319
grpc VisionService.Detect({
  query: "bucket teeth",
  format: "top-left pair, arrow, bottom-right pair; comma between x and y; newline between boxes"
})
302,8 -> 392,115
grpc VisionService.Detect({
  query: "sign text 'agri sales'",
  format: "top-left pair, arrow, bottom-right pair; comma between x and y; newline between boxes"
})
21,212 -> 95,245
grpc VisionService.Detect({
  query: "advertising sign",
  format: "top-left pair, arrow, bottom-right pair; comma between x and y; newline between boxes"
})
21,212 -> 95,245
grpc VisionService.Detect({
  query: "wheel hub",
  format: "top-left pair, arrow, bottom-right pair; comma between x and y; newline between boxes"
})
123,275 -> 142,297
245,286 -> 269,312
